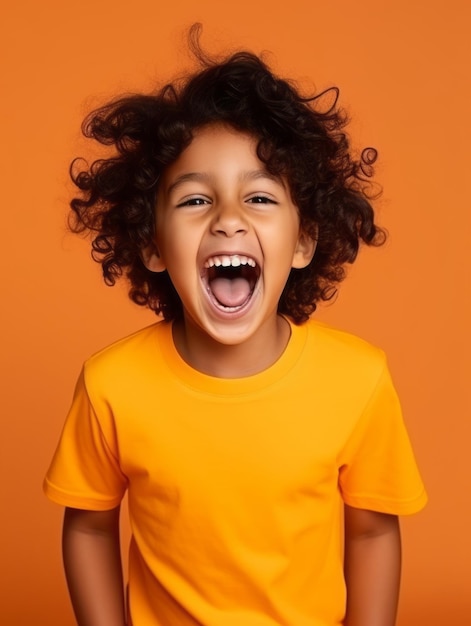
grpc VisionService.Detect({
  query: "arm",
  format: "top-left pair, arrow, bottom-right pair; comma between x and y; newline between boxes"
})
62,506 -> 126,626
343,505 -> 401,626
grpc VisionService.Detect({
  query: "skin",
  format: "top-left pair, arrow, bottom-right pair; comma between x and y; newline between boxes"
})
62,125 -> 402,625
344,506 -> 401,626
142,124 -> 315,377
62,507 -> 126,626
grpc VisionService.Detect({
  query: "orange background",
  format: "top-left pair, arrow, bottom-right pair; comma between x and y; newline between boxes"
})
1,1 -> 470,624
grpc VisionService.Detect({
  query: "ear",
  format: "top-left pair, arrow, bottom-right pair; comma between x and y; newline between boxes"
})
140,240 -> 167,273
291,228 -> 317,269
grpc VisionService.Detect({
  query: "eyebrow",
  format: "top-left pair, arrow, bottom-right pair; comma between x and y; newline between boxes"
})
167,173 -> 209,195
166,169 -> 284,195
241,170 -> 283,186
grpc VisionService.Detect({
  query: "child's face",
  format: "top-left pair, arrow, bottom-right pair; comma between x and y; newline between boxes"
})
146,124 -> 314,355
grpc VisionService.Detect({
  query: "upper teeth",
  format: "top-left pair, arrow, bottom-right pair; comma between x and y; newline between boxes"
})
204,255 -> 256,269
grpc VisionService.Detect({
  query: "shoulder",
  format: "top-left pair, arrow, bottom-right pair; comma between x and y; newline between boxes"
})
294,318 -> 389,395
303,318 -> 386,365
82,320 -> 171,388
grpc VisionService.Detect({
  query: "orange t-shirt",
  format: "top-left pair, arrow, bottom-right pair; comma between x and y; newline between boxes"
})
44,319 -> 427,626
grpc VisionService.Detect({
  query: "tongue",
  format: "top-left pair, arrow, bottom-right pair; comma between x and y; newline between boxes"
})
210,277 -> 252,307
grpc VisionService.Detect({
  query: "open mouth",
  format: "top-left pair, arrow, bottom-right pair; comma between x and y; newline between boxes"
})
203,254 -> 260,312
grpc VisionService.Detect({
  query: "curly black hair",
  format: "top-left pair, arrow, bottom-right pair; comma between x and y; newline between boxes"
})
70,26 -> 385,323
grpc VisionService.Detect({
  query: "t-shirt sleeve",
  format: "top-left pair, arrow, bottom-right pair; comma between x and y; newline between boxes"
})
43,367 -> 128,510
338,360 -> 427,515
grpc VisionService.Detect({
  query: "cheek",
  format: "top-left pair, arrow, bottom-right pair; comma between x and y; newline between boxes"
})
156,223 -> 188,263
267,217 -> 300,251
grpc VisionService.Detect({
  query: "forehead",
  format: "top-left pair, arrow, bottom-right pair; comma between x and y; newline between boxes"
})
161,125 -> 261,181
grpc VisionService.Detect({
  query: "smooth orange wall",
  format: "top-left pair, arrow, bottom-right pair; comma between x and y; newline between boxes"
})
1,1 -> 469,624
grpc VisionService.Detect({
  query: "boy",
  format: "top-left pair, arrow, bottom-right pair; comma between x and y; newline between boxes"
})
44,35 -> 427,626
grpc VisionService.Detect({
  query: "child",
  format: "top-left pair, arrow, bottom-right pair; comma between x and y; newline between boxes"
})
44,30 -> 427,626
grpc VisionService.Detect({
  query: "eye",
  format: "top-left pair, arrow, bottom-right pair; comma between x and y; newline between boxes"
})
176,196 -> 211,208
247,195 -> 277,205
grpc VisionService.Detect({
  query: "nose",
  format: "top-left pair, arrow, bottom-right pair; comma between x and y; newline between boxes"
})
210,200 -> 248,237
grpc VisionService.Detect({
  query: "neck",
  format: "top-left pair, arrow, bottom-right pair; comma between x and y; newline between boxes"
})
172,315 -> 291,378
